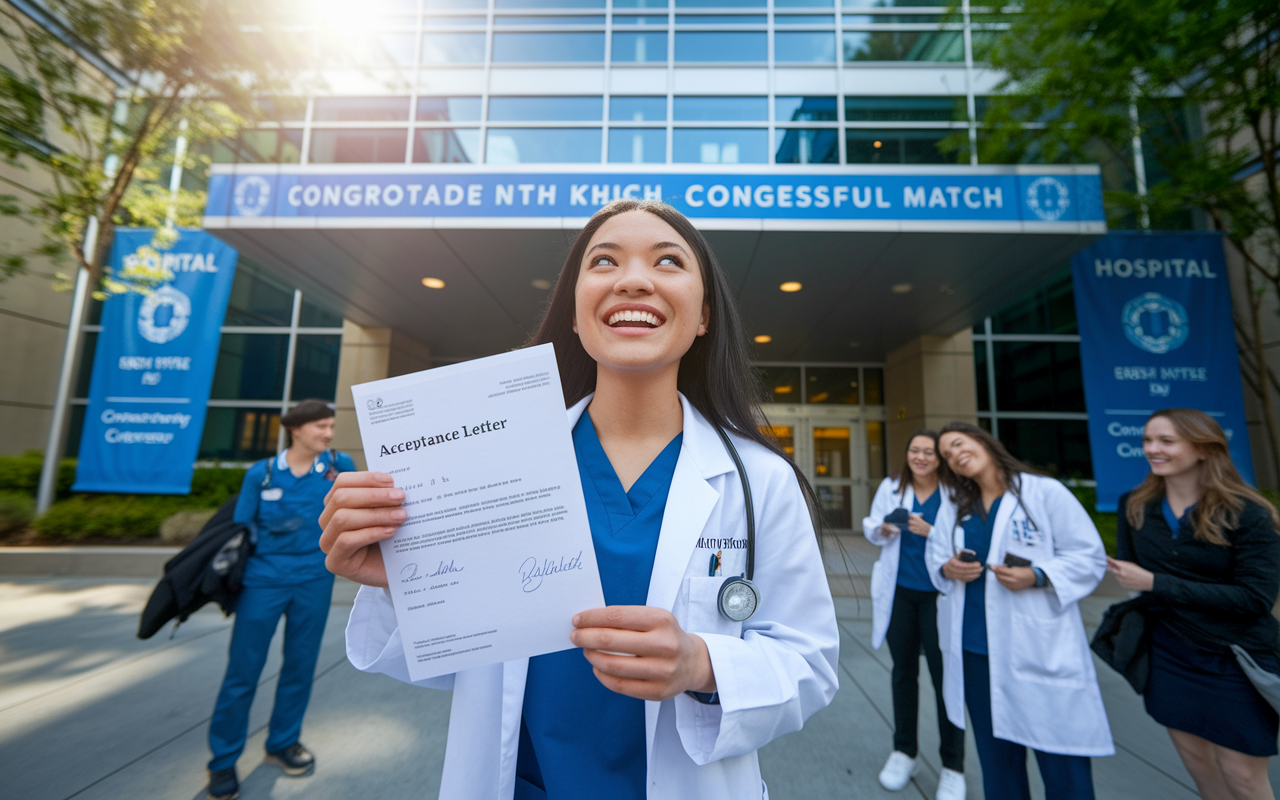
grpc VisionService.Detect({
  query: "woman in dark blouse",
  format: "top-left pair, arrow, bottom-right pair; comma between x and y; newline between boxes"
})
1109,408 -> 1280,800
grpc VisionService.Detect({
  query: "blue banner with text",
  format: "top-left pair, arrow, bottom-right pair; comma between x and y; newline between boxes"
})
74,229 -> 238,494
1071,232 -> 1253,512
206,168 -> 1103,225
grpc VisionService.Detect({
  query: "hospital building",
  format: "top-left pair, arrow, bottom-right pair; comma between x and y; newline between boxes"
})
3,0 -> 1238,527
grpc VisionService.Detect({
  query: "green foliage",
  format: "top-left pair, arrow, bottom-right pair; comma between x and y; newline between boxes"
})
1066,484 -> 1119,556
0,491 -> 35,534
34,494 -> 192,539
0,451 -> 244,538
0,0 -> 319,287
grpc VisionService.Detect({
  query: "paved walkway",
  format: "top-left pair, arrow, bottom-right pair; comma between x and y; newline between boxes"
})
3,545 -> 1276,799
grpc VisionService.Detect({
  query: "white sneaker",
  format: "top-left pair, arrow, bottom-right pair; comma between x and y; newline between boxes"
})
878,751 -> 919,791
935,768 -> 966,800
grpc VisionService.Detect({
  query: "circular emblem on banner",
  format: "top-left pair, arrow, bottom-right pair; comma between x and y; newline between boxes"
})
1121,292 -> 1189,354
138,285 -> 192,344
1026,176 -> 1071,221
233,175 -> 272,217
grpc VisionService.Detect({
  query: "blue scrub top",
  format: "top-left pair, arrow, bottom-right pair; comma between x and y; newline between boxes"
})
961,496 -> 1001,655
516,411 -> 683,800
233,450 -> 355,587
1162,498 -> 1196,540
896,489 -> 941,592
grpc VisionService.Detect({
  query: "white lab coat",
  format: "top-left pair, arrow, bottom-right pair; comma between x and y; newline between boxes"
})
345,393 -> 840,800
862,477 -> 956,650
925,472 -> 1113,757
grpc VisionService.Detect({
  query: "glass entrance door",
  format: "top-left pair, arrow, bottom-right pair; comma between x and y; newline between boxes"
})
761,405 -> 878,530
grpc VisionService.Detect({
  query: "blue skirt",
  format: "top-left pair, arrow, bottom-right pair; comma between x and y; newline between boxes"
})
1145,624 -> 1279,757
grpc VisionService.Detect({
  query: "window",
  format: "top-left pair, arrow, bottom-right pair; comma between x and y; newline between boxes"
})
988,270 -> 1078,335
613,0 -> 669,8
673,129 -> 768,163
486,128 -> 603,162
674,96 -> 767,121
225,265 -> 294,326
845,95 -> 965,122
775,31 -> 837,62
210,334 -> 290,401
991,342 -> 1086,413
199,408 -> 282,462
608,129 -> 667,163
842,30 -> 963,62
612,32 -> 668,62
845,129 -> 951,164
423,14 -> 488,25
757,366 -> 801,402
776,0 -> 834,7
674,32 -> 767,62
495,15 -> 605,24
610,96 -> 667,122
675,14 -> 766,23
995,419 -> 1092,477
841,0 -> 942,7
413,129 -> 482,162
488,96 -> 603,121
496,0 -> 605,7
674,0 -> 765,7
421,33 -> 487,63
313,96 -> 411,122
309,129 -> 408,163
806,367 -> 859,404
775,129 -> 839,163
338,33 -> 417,66
234,130 -> 303,164
291,335 -> 342,401
416,96 -> 483,121
775,14 -> 835,24
776,96 -> 837,122
614,14 -> 668,25
492,32 -> 605,61
300,298 -> 344,329
863,367 -> 884,405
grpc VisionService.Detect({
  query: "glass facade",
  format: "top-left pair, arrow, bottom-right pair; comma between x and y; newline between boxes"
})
70,262 -> 345,463
974,268 -> 1093,479
218,2 -> 997,166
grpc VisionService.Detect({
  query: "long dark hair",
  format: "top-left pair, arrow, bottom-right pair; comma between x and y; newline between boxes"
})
938,421 -> 1038,523
895,429 -> 939,500
1125,408 -> 1279,545
527,198 -> 823,536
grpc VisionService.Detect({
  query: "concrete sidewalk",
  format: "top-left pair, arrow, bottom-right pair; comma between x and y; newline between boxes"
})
2,555 -> 1271,799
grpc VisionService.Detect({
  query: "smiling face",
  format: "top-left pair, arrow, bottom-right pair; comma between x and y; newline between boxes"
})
906,435 -> 940,480
291,417 -> 334,453
573,210 -> 709,375
938,431 -> 992,479
1143,415 -> 1203,479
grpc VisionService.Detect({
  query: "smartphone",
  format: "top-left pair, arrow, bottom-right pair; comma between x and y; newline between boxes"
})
1003,553 -> 1033,568
957,548 -> 979,563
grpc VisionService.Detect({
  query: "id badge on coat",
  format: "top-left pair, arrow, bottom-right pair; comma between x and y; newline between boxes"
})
261,488 -> 284,501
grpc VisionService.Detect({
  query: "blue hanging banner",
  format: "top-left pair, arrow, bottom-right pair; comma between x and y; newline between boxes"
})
1071,231 -> 1254,511
73,228 -> 238,494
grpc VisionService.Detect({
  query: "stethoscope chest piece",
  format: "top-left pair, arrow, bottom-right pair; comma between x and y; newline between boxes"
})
718,576 -> 759,622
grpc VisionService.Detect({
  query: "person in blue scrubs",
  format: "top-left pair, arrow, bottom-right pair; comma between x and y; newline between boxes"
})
874,431 -> 966,800
206,399 -> 355,800
317,199 -> 838,799
938,426 -> 1095,800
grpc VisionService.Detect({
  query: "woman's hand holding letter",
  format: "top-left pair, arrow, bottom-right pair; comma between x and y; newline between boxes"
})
571,606 -> 716,702
319,471 -> 405,588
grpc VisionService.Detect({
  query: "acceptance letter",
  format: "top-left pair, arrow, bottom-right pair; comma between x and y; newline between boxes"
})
352,345 -> 604,681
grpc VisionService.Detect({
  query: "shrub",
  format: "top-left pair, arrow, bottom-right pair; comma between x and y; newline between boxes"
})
0,451 -> 75,498
1066,484 -> 1118,555
34,494 -> 196,539
0,491 -> 35,534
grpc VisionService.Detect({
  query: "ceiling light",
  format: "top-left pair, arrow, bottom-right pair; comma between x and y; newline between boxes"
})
873,141 -> 882,149
774,385 -> 793,394
531,278 -> 552,290
891,283 -> 913,294
753,334 -> 772,344
779,281 -> 802,293
421,277 -> 445,289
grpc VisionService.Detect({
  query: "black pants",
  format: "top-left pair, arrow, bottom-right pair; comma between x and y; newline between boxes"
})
885,585 -> 965,772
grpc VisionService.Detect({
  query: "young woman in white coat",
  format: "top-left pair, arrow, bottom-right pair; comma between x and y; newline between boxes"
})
319,199 -> 839,800
863,430 -> 966,800
926,422 -> 1112,800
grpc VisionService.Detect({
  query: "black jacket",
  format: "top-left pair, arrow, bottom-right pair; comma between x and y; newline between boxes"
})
1116,491 -> 1280,656
137,496 -> 253,639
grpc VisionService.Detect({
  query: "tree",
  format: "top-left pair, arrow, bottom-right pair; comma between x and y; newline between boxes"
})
973,0 -> 1280,479
0,0 -> 312,294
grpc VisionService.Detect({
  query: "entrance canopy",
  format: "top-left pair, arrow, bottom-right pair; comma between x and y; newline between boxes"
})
204,164 -> 1104,362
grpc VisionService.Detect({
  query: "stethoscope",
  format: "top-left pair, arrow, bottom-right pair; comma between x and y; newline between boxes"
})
712,425 -> 759,622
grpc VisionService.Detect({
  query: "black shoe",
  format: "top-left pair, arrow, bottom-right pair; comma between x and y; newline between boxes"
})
207,767 -> 239,800
264,742 -> 315,776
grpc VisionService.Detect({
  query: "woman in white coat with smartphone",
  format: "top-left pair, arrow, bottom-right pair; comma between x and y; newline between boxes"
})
319,199 -> 839,800
926,422 -> 1112,800
863,430 -> 966,800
